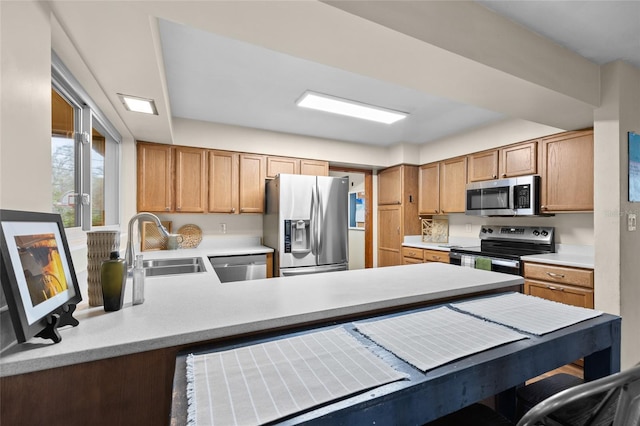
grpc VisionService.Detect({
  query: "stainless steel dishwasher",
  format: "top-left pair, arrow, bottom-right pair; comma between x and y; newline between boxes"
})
209,254 -> 267,283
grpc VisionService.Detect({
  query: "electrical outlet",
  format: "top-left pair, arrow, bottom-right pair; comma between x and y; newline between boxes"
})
628,213 -> 637,231
465,223 -> 472,233
220,223 -> 227,234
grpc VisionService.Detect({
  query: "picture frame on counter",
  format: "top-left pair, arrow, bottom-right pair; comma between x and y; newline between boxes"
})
0,210 -> 81,343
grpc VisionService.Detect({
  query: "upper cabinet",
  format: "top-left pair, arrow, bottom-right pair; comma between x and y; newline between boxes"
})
378,165 -> 403,205
540,129 -> 594,212
468,140 -> 537,182
209,151 -> 265,214
137,143 -> 207,213
266,156 -> 328,179
419,157 -> 467,215
174,146 -> 207,213
419,162 -> 440,214
137,142 -> 173,213
439,156 -> 467,213
209,150 -> 239,214
239,153 -> 266,213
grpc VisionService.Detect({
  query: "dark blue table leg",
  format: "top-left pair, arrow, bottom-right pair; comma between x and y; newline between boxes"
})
584,319 -> 621,381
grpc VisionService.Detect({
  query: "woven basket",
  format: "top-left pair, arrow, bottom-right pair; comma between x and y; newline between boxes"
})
178,224 -> 202,248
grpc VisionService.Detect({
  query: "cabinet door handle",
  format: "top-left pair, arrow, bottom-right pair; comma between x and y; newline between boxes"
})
165,207 -> 170,211
547,272 -> 565,279
547,285 -> 564,291
230,208 -> 236,213
397,227 -> 400,235
541,205 -> 548,210
493,175 -> 497,179
502,173 -> 507,178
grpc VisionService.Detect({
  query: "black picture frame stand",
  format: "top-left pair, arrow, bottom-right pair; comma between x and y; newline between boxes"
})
32,303 -> 79,344
34,314 -> 61,344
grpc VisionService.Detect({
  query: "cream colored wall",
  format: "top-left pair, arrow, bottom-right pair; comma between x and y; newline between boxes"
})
0,1 -> 52,212
594,61 -> 640,368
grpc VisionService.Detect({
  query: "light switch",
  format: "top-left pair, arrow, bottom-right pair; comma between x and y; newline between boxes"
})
628,213 -> 637,231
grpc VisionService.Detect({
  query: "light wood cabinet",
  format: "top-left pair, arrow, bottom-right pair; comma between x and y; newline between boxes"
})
468,150 -> 499,182
239,153 -> 265,213
402,246 -> 449,264
266,156 -> 299,178
419,157 -> 467,214
209,150 -> 239,214
300,159 -> 329,176
439,156 -> 467,213
174,147 -> 207,213
540,129 -> 594,212
266,156 -> 329,178
137,142 -> 173,212
378,166 -> 403,205
379,205 -> 404,267
524,262 -> 594,309
468,141 -> 537,182
378,165 -> 420,267
137,143 -> 207,213
423,249 -> 449,263
419,163 -> 440,214
209,151 -> 265,214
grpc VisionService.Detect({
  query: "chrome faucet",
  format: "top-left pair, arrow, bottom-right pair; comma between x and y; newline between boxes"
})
125,212 -> 170,269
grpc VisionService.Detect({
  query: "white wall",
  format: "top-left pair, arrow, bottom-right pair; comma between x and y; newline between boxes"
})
594,61 -> 640,368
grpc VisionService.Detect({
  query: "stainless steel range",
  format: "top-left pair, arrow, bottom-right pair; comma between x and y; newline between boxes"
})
449,225 -> 555,275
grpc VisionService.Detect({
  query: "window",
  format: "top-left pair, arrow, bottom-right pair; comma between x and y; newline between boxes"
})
51,52 -> 121,230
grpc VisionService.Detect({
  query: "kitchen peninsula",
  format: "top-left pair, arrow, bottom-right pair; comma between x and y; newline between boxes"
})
0,262 -> 618,426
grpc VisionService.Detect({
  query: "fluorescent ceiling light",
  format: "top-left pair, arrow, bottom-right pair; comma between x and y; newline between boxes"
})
117,94 -> 158,115
296,91 -> 407,124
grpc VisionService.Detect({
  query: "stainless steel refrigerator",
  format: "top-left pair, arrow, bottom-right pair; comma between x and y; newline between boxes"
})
264,174 -> 349,276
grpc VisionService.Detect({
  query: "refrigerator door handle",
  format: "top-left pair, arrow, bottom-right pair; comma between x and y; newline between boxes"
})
310,184 -> 317,255
317,185 -> 324,255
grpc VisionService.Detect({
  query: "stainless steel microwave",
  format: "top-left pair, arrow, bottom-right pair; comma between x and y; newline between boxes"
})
465,175 -> 541,216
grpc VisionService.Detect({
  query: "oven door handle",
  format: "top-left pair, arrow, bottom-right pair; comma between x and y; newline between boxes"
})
490,258 -> 520,268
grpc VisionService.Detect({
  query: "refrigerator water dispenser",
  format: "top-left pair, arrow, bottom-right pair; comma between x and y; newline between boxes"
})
284,219 -> 311,254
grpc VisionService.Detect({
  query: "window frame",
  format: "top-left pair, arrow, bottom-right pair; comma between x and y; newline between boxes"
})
52,51 -> 121,231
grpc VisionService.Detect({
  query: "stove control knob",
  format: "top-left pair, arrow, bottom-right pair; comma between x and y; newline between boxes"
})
487,228 -> 493,233
481,228 -> 487,233
541,230 -> 549,237
533,230 -> 540,236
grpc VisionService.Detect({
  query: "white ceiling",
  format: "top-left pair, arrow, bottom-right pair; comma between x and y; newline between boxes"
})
49,1 -> 640,149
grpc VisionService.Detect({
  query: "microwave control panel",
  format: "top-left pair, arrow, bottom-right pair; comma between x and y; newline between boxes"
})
513,184 -> 531,209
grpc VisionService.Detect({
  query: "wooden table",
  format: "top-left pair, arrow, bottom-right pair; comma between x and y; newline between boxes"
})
171,297 -> 621,425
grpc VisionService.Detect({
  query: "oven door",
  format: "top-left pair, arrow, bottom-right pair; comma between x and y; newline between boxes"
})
449,251 -> 521,275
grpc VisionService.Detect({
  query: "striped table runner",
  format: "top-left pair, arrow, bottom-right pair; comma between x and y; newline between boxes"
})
451,292 -> 602,335
186,327 -> 407,425
355,306 -> 528,372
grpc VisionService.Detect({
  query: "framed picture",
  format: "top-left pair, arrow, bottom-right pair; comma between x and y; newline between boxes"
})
0,210 -> 82,343
630,131 -> 640,202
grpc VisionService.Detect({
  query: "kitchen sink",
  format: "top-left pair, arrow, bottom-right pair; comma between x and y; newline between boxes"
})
141,257 -> 206,277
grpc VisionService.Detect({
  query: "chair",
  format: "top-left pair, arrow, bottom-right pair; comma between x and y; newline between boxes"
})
516,363 -> 640,426
517,373 -> 585,419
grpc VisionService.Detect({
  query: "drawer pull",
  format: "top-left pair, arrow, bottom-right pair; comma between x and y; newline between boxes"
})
547,285 -> 564,291
547,272 -> 565,279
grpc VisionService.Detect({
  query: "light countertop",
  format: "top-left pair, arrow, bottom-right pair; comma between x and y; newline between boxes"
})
0,262 -> 522,377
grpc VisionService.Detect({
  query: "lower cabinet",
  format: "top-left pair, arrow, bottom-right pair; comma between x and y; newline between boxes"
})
402,247 -> 450,265
524,262 -> 594,309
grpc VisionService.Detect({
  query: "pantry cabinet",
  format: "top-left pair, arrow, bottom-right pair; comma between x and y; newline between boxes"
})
524,262 -> 594,308
467,140 -> 537,182
378,165 -> 420,267
540,129 -> 594,212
